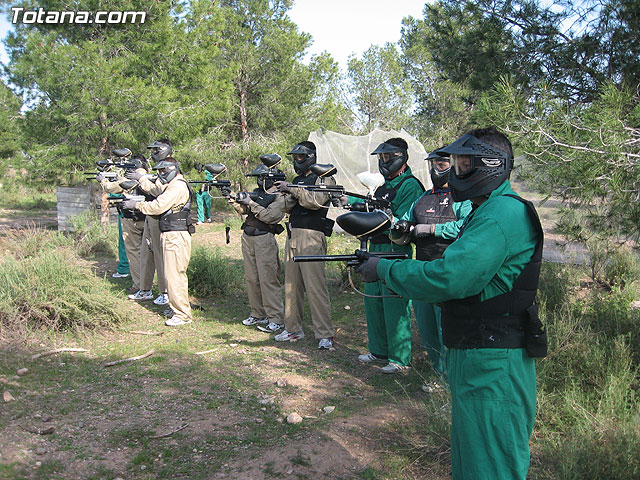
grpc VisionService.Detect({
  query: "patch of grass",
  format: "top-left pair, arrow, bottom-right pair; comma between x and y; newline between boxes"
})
69,212 -> 118,258
187,246 -> 244,297
0,249 -> 129,333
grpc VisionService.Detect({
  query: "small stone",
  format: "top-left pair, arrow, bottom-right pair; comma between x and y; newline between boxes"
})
344,305 -> 351,310
323,406 -> 336,414
42,414 -> 53,423
631,300 -> 640,310
275,378 -> 288,387
17,368 -> 28,376
255,418 -> 264,424
286,412 -> 303,424
35,461 -> 42,467
257,395 -> 275,405
36,447 -> 46,455
287,468 -> 294,474
3,390 -> 15,402
229,343 -> 238,347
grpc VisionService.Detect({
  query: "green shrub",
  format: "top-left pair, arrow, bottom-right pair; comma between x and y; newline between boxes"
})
0,250 -> 129,333
187,246 -> 244,297
542,422 -> 640,480
69,212 -> 117,258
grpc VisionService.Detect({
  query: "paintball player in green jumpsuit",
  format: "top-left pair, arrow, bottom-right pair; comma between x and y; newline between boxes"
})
194,163 -> 212,224
356,127 -> 545,479
391,152 -> 472,383
356,138 -> 424,374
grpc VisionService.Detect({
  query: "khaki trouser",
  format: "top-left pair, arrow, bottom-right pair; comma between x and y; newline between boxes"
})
242,232 -> 283,324
284,228 -> 334,339
146,216 -> 167,293
121,217 -> 145,290
139,217 -> 156,291
161,230 -> 192,321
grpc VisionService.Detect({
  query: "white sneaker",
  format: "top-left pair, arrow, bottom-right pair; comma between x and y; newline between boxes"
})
274,330 -> 304,342
318,338 -> 333,349
128,290 -> 154,301
257,322 -> 284,333
242,316 -> 268,326
165,317 -> 192,327
380,362 -> 409,374
112,272 -> 129,278
153,293 -> 169,305
358,352 -> 385,363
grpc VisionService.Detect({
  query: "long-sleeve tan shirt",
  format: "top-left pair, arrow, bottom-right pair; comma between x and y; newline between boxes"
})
136,174 -> 190,216
283,174 -> 337,213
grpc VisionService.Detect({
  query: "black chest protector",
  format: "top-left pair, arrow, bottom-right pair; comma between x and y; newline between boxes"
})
370,174 -> 424,244
289,173 -> 334,236
413,189 -> 457,261
159,179 -> 195,234
243,189 -> 284,236
440,195 -> 547,357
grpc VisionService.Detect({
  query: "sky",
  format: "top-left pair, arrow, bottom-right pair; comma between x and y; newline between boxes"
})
288,0 -> 429,68
0,0 -> 429,69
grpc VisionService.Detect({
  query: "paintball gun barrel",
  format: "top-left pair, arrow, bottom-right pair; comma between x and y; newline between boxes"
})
293,210 -> 407,266
188,163 -> 232,194
293,210 -> 406,298
288,164 -> 389,211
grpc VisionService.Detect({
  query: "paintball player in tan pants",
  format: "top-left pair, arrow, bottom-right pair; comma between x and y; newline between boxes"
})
98,153 -> 149,295
230,161 -> 287,333
124,156 -> 194,326
126,140 -> 173,306
274,141 -> 336,350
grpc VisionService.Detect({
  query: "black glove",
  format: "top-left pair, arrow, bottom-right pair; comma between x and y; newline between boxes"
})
349,202 -> 368,212
220,186 -> 232,197
125,170 -> 143,181
122,198 -> 139,210
354,249 -> 381,283
392,220 -> 413,234
413,224 -> 435,238
275,181 -> 291,193
236,191 -> 251,205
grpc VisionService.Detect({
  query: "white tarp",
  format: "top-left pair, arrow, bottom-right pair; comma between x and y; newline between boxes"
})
309,128 -> 432,195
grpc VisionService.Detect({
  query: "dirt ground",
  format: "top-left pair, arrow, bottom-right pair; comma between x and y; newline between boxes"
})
0,189 -> 589,479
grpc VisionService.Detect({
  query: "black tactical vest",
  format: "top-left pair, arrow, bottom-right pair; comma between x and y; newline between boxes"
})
242,189 -> 283,236
413,189 -> 457,261
370,174 -> 424,244
440,195 -> 546,356
159,179 -> 195,234
289,173 -> 333,236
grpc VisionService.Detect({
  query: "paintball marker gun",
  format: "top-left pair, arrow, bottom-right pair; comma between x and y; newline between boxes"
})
287,164 -> 389,211
188,163 -> 232,197
229,154 -> 287,201
293,210 -> 407,298
84,148 -> 140,179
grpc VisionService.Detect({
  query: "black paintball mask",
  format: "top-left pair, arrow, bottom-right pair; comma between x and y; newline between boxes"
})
153,159 -> 179,184
247,164 -> 272,191
288,142 -> 317,174
427,151 -> 451,189
372,142 -> 408,179
436,134 -> 512,202
147,140 -> 173,163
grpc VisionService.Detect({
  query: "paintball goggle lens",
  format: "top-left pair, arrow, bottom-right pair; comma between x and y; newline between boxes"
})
430,158 -> 451,172
377,151 -> 404,163
452,155 -> 475,176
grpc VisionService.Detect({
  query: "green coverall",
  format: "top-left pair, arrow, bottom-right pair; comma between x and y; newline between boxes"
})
109,193 -> 129,275
196,170 -> 213,223
362,167 -> 424,366
377,180 -> 538,480
400,192 -> 472,378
